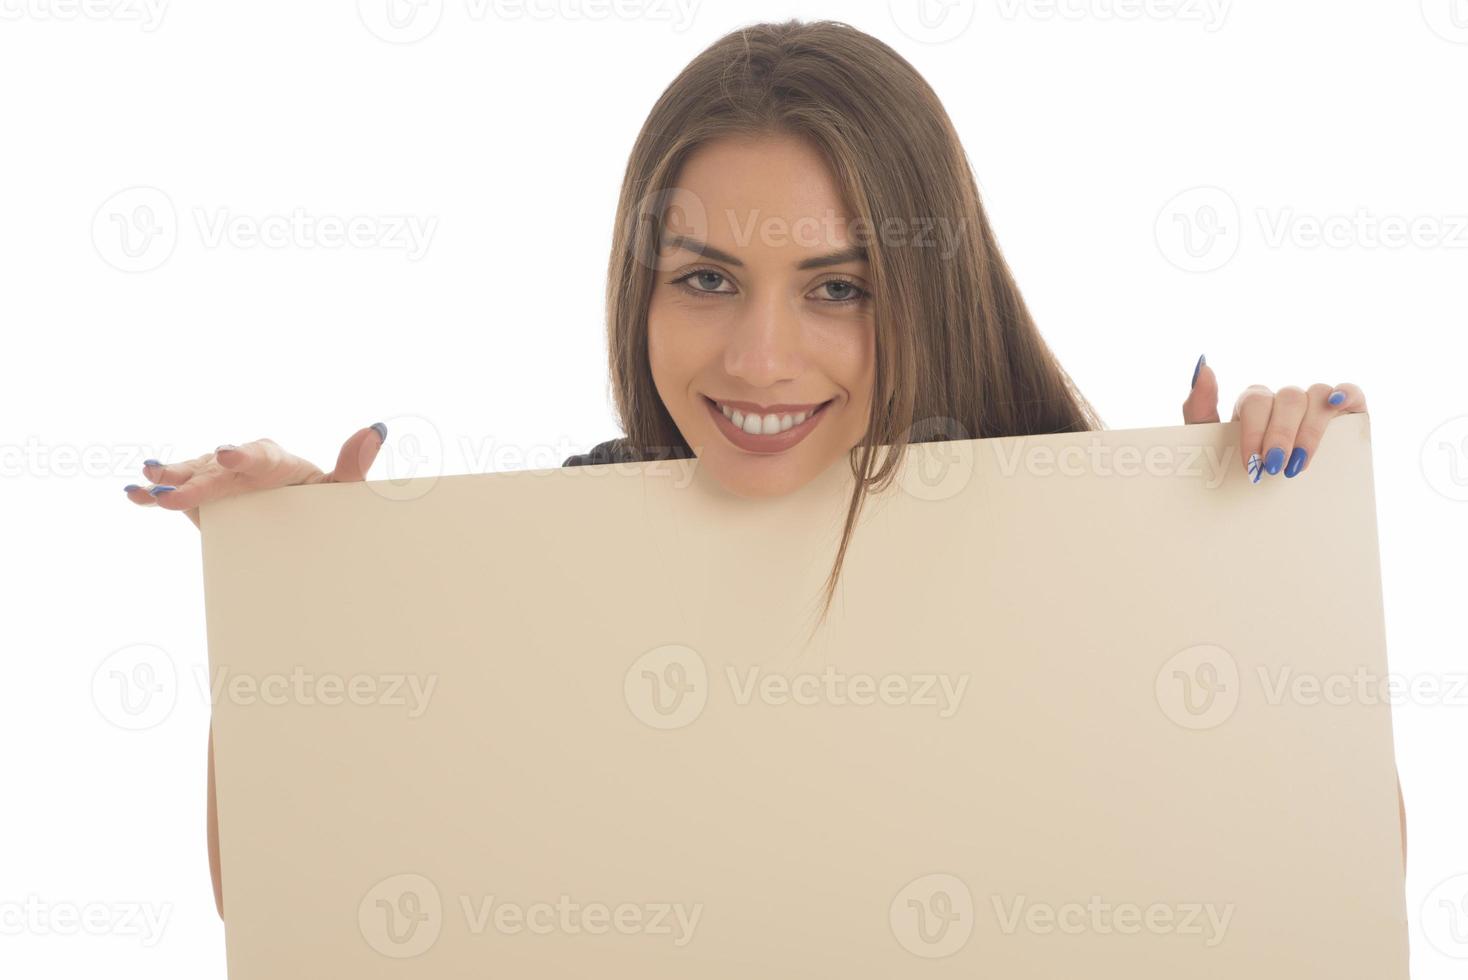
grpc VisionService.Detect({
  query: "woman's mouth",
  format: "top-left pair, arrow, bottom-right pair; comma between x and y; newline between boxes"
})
702,395 -> 835,455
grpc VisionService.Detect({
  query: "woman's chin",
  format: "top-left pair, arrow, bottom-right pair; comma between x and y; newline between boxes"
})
694,442 -> 832,499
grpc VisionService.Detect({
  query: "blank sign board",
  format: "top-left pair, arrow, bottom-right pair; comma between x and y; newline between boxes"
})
200,415 -> 1407,978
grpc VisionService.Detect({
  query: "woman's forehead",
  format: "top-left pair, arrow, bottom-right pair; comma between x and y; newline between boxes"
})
671,135 -> 861,258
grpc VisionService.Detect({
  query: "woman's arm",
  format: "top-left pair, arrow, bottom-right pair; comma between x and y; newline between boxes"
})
209,729 -> 223,918
1399,773 -> 1407,867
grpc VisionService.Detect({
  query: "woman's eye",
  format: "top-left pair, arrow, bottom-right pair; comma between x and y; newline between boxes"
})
674,270 -> 734,295
814,279 -> 868,303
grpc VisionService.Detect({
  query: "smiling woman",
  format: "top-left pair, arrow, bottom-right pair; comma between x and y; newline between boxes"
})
147,18 -> 1391,922
590,19 -> 1100,620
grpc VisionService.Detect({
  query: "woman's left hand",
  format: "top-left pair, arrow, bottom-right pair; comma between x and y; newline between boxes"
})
1181,355 -> 1367,482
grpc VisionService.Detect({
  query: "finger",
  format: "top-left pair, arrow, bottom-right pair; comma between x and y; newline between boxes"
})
1287,383 -> 1368,478
151,438 -> 315,513
1326,382 -> 1367,414
1287,385 -> 1338,478
125,448 -> 209,505
1182,355 -> 1221,424
1233,385 -> 1274,482
1259,386 -> 1308,478
140,453 -> 211,488
213,437 -> 321,487
326,423 -> 388,484
122,482 -> 164,507
144,472 -> 229,513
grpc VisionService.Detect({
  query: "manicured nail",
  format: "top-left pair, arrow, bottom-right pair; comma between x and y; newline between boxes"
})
216,444 -> 238,454
1284,447 -> 1308,478
143,458 -> 162,468
370,422 -> 388,442
1264,447 -> 1285,476
1191,354 -> 1206,389
123,484 -> 140,492
148,485 -> 176,495
1247,453 -> 1263,484
1328,390 -> 1347,407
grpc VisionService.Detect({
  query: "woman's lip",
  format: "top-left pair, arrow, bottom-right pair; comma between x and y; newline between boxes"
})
702,395 -> 834,455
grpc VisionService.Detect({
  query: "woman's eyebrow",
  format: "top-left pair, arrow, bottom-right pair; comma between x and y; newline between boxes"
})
662,235 -> 868,270
796,245 -> 867,270
663,235 -> 744,267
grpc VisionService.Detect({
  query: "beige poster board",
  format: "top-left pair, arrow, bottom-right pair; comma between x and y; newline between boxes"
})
199,415 -> 1407,978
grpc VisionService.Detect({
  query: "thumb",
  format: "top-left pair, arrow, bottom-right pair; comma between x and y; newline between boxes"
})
1182,355 -> 1221,424
327,422 -> 388,483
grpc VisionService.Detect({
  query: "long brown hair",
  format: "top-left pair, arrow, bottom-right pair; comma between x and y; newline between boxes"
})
605,19 -> 1100,623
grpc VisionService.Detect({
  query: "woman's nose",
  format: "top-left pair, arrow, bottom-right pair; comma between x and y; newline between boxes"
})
722,298 -> 804,388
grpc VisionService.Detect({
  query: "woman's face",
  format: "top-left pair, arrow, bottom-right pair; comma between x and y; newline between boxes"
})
647,133 -> 877,498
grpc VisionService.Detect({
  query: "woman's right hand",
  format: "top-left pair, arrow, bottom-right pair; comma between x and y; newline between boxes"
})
128,422 -> 389,919
122,422 -> 388,529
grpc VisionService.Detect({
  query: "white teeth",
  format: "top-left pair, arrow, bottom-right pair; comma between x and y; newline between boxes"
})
716,401 -> 821,436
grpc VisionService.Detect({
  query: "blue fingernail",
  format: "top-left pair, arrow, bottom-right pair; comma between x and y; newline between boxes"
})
1284,447 -> 1308,478
1328,391 -> 1346,406
1264,447 -> 1285,475
1191,354 -> 1206,389
143,458 -> 161,468
123,484 -> 140,492
370,422 -> 388,442
148,485 -> 176,495
1248,453 -> 1263,484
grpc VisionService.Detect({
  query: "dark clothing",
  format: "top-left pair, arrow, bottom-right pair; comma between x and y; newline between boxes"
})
561,438 -> 693,468
561,438 -> 636,468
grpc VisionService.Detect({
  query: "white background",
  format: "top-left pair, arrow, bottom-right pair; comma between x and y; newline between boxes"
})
3,0 -> 1466,976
